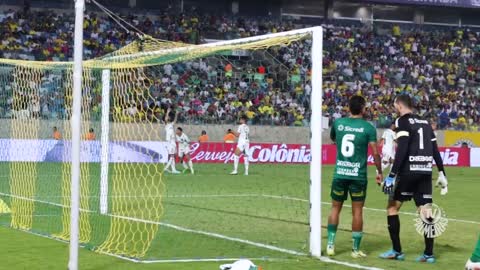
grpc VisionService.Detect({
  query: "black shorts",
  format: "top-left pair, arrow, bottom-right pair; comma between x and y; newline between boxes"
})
391,174 -> 432,206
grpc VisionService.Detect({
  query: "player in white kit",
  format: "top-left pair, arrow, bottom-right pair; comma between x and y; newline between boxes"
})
164,108 -> 180,174
230,115 -> 250,175
380,122 -> 396,173
176,127 -> 194,174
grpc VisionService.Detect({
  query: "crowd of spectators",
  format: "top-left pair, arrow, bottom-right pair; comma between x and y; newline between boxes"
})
0,8 -> 480,130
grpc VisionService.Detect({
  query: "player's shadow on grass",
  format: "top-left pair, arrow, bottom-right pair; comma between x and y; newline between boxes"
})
435,242 -> 463,253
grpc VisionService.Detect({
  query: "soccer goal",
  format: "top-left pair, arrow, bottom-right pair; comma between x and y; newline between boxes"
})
0,17 -> 323,266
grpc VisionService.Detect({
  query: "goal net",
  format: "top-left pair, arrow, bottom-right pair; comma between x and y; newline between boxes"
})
0,27 -> 323,262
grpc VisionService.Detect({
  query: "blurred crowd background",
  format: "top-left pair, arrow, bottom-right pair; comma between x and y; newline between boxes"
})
0,3 -> 479,130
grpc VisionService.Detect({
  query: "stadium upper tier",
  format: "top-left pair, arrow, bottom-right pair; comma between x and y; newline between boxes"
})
0,9 -> 479,130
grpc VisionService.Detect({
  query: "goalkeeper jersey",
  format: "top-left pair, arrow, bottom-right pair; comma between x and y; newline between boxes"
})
330,117 -> 377,181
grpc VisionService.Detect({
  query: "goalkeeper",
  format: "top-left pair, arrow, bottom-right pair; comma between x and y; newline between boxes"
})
380,95 -> 448,263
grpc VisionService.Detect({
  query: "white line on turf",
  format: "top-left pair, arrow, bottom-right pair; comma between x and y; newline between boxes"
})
0,192 -> 95,213
166,194 -> 259,198
4,191 -> 478,225
261,194 -> 480,225
109,213 -> 306,256
97,250 -> 281,264
0,192 -> 385,269
17,230 -> 285,265
320,256 -> 384,270
164,193 -> 480,225
0,192 -> 471,269
0,193 -> 307,259
136,258 -> 286,263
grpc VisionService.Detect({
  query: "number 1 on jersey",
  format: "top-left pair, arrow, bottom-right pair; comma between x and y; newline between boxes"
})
418,127 -> 424,150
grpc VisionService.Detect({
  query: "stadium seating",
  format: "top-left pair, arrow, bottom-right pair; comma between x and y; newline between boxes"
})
0,9 -> 479,130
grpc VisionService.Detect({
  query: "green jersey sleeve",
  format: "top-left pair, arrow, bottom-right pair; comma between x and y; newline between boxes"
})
367,123 -> 377,143
330,122 -> 336,141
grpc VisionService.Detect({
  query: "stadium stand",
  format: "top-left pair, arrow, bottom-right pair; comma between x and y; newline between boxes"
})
0,9 -> 479,130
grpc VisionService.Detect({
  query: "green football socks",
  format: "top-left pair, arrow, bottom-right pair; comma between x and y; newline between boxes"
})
471,235 -> 480,262
352,231 -> 363,251
327,224 -> 338,245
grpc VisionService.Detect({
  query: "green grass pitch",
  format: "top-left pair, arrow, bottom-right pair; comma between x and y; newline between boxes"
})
0,163 -> 479,270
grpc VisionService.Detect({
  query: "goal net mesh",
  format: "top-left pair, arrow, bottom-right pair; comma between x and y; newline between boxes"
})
0,31 -> 314,261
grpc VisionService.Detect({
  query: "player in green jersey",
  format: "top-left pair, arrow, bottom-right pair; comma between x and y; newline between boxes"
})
466,235 -> 480,269
326,95 -> 383,258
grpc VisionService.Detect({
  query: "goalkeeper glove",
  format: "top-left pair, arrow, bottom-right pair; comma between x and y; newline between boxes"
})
382,173 -> 396,195
435,171 -> 448,196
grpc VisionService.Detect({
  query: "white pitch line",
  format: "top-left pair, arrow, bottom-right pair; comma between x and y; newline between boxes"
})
320,256 -> 384,270
260,194 -> 480,225
109,213 -> 306,256
165,194 -> 260,199
4,191 -> 478,225
97,251 -> 269,264
137,258 -> 284,264
164,193 -> 480,225
261,194 -> 309,202
0,192 -> 385,269
0,192 -> 95,213
325,202 -> 480,225
1,191 -> 474,269
0,193 -> 304,254
21,231 -> 285,265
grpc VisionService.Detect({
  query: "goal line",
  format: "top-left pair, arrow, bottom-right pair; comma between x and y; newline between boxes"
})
0,191 -> 385,269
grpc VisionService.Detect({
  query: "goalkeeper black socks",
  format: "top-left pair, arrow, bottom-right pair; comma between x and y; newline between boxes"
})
387,215 -> 402,253
424,235 -> 434,256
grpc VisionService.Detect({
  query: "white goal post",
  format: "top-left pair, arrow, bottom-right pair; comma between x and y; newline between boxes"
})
100,69 -> 111,215
75,23 -> 324,268
69,0 -> 85,269
309,27 -> 323,258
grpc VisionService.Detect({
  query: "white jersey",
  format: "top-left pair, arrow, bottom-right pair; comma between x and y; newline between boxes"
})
237,124 -> 250,144
165,123 -> 176,144
176,133 -> 190,150
382,129 -> 396,155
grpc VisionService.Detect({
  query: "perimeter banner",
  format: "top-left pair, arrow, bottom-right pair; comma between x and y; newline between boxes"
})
0,140 -> 471,166
188,142 -> 470,167
444,131 -> 480,147
0,139 -> 168,163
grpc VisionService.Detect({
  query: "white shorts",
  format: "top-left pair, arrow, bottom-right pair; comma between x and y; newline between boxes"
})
167,142 -> 176,155
178,147 -> 190,157
382,152 -> 395,163
236,142 -> 250,155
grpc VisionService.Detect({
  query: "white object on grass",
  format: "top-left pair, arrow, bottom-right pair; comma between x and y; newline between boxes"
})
220,259 -> 257,270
